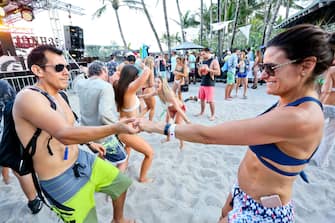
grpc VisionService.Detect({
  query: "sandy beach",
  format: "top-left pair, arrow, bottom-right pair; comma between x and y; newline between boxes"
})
1,83 -> 334,223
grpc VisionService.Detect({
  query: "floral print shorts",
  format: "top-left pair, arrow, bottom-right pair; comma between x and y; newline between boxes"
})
228,183 -> 294,223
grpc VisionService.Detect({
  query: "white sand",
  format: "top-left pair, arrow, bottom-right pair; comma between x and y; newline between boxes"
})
1,83 -> 334,223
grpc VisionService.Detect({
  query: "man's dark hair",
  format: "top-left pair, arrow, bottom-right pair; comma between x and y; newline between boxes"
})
202,47 -> 211,52
232,48 -> 239,53
110,54 -> 115,60
126,55 -> 136,63
27,45 -> 63,71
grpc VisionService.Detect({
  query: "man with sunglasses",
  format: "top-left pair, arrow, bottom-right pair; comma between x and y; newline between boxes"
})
12,45 -> 138,223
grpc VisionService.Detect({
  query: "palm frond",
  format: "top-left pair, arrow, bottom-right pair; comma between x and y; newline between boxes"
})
93,5 -> 108,18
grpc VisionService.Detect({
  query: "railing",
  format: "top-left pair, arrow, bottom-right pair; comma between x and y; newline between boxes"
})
2,75 -> 36,92
1,68 -> 83,93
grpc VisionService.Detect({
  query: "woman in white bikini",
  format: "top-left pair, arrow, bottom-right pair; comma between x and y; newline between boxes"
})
172,57 -> 188,100
114,64 -> 154,183
140,76 -> 191,149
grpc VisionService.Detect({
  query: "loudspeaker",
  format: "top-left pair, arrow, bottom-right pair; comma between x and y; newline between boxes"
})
64,26 -> 84,50
0,32 -> 16,56
68,50 -> 84,60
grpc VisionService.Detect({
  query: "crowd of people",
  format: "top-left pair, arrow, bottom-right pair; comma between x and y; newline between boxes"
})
0,24 -> 334,223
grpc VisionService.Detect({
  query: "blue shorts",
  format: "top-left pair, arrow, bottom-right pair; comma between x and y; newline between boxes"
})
237,72 -> 247,78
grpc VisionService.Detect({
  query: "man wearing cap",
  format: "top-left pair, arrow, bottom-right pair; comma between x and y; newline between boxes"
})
196,47 -> 220,121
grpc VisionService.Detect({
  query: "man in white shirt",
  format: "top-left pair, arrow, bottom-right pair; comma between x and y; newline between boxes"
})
75,61 -> 128,170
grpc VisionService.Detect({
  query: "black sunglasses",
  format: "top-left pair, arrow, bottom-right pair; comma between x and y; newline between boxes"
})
259,60 -> 298,76
40,64 -> 71,72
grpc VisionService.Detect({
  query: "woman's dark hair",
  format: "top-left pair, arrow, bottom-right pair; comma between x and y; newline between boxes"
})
27,45 -> 63,70
266,24 -> 335,83
114,64 -> 139,111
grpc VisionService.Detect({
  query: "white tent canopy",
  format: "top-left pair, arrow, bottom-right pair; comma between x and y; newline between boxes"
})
172,41 -> 204,50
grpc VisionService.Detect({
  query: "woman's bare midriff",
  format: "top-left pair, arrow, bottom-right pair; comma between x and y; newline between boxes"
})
237,150 -> 296,205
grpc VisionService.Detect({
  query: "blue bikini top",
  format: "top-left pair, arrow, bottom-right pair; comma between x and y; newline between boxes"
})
249,97 -> 323,183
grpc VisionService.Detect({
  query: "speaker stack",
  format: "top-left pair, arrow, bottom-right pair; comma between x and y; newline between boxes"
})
64,25 -> 84,60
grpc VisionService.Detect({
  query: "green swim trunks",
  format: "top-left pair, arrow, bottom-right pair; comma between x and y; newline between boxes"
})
42,150 -> 132,223
227,71 -> 235,84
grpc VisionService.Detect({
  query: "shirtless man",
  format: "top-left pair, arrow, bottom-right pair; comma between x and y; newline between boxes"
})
13,45 -> 137,223
196,47 -> 221,121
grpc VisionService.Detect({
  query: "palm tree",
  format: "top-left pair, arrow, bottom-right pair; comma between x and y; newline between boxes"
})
229,0 -> 241,49
264,0 -> 282,44
161,32 -> 181,47
176,0 -> 185,42
140,0 -> 164,54
261,1 -> 272,46
181,10 -> 200,29
284,0 -> 307,19
162,0 -> 171,56
217,0 -> 223,58
200,0 -> 204,45
93,0 -> 142,50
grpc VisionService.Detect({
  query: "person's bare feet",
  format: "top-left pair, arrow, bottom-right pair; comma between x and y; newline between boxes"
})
194,113 -> 203,117
2,176 -> 10,184
112,219 -> 136,223
179,140 -> 184,150
209,116 -> 215,121
138,178 -> 154,183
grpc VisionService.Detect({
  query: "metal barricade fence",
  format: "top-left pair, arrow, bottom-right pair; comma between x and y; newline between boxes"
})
1,68 -> 82,93
2,75 -> 36,93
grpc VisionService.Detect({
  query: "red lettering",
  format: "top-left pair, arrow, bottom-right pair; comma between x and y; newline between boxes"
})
13,36 -> 22,48
21,36 -> 31,48
30,36 -> 39,48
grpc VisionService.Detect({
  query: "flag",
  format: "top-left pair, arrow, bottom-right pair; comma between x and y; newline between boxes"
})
211,20 -> 233,32
239,25 -> 252,43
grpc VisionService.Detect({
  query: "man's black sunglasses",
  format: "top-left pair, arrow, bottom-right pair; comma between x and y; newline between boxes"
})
40,64 -> 71,72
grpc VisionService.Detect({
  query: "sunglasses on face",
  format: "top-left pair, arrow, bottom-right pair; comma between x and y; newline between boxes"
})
259,59 -> 298,76
41,64 -> 71,72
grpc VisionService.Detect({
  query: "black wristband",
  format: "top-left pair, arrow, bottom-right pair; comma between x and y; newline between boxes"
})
164,123 -> 171,136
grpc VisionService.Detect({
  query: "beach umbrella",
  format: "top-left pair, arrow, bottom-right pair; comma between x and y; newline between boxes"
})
172,41 -> 204,50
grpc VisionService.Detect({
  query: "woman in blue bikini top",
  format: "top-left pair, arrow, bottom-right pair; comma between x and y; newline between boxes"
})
137,24 -> 335,222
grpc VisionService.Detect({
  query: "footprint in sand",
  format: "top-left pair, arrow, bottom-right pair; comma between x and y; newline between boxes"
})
205,195 -> 222,207
199,168 -> 218,179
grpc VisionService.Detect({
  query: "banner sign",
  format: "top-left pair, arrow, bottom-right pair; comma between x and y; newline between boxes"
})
12,35 -> 61,49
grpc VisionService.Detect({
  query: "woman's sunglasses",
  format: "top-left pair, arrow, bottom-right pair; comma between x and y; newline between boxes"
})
40,64 -> 72,72
259,60 -> 298,76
